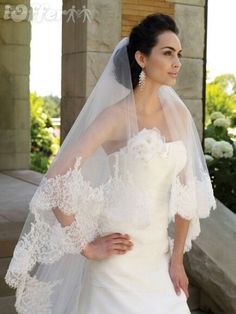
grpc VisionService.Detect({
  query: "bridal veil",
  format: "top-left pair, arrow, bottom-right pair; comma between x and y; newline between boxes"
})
5,36 -> 216,314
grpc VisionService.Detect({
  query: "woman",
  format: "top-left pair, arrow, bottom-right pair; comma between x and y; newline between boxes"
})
5,13 -> 216,313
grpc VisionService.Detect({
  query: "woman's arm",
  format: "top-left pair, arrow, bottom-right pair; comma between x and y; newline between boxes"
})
171,214 -> 191,263
51,105 -> 121,227
169,214 -> 190,298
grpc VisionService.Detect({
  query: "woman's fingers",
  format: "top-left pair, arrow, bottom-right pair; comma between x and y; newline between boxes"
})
173,280 -> 181,295
180,281 -> 189,298
105,233 -> 134,255
112,242 -> 133,250
105,232 -> 130,240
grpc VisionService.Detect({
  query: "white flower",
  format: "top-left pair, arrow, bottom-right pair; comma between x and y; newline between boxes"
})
128,128 -> 168,162
233,140 -> 236,150
204,137 -> 216,154
213,118 -> 230,128
211,140 -> 234,159
47,127 -> 54,134
204,154 -> 214,162
210,111 -> 225,121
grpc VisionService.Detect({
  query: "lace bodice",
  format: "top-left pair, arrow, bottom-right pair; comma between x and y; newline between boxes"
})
4,127 -> 216,314
98,127 -> 187,254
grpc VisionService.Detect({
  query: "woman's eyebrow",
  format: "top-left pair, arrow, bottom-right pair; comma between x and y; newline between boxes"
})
161,46 -> 182,52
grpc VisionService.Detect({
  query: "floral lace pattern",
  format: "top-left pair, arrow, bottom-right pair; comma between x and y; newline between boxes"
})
15,273 -> 62,314
168,171 -> 216,254
102,171 -> 154,230
29,156 -> 104,216
4,127 -> 216,313
127,127 -> 170,162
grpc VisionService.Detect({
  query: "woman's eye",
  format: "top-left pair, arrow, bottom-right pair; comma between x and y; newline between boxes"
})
164,51 -> 182,58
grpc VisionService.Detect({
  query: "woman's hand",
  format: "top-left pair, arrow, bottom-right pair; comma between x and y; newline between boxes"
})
168,257 -> 189,299
81,233 -> 134,260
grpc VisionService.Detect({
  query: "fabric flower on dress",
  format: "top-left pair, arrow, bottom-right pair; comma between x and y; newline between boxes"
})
127,127 -> 169,162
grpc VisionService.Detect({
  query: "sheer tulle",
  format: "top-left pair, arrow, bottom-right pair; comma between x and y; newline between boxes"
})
5,36 -> 216,313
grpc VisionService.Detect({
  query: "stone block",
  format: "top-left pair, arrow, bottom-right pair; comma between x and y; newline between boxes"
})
0,20 -> 30,45
0,3 -> 31,21
12,76 -> 29,100
85,51 -> 111,96
0,45 -> 30,75
0,295 -> 16,313
0,0 -> 29,4
62,0 -> 87,55
166,0 -> 205,6
175,4 -> 205,58
60,96 -> 85,140
185,200 -> 236,314
0,129 -> 30,154
62,52 -> 87,98
175,58 -> 203,99
0,153 -> 29,170
182,98 -> 204,140
0,99 -> 29,130
86,0 -> 121,52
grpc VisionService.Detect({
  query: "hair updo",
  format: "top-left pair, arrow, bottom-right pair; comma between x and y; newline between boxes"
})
113,13 -> 179,90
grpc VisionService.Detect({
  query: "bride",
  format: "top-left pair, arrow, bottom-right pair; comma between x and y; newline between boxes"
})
5,13 -> 216,314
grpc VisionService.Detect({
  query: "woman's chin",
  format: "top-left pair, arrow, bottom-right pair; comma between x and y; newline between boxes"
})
165,81 -> 176,87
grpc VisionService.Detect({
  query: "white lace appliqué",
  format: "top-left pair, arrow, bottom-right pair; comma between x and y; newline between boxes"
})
168,171 -> 217,254
5,155 -> 106,313
102,169 -> 153,230
127,127 -> 169,162
4,128 -> 217,312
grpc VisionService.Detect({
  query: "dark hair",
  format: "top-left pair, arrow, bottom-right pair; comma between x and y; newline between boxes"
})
113,13 -> 179,90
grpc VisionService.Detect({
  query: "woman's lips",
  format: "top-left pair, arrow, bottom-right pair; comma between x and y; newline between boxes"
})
168,73 -> 178,78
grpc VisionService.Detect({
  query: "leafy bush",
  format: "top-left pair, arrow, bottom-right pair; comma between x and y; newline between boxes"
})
204,111 -> 236,212
30,92 -> 60,173
206,74 -> 236,126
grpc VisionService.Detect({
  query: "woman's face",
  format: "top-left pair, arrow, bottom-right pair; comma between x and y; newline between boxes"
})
136,31 -> 182,87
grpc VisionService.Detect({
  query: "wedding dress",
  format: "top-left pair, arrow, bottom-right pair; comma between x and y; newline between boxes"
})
5,35 -> 216,313
77,127 -> 191,313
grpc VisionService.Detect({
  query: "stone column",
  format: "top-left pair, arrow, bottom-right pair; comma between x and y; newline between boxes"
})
61,0 -> 122,142
166,0 -> 207,140
0,0 -> 31,170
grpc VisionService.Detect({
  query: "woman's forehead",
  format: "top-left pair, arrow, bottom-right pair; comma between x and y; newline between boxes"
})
155,32 -> 182,51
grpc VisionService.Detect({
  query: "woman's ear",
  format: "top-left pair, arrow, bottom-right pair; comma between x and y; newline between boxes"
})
134,50 -> 146,68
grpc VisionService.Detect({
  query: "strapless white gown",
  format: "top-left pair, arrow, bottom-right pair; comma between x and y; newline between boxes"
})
77,128 -> 191,314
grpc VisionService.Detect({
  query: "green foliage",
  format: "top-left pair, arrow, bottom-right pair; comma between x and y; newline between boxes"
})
30,92 -> 60,173
206,73 -> 236,126
43,95 -> 60,118
204,111 -> 236,213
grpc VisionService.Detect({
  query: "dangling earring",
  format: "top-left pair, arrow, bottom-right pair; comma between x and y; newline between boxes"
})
138,68 -> 146,91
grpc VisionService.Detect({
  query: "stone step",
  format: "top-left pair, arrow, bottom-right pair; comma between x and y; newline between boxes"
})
187,283 -> 201,311
0,257 -> 205,312
1,169 -> 42,186
0,222 -> 23,258
0,222 -> 22,298
0,294 -> 206,314
0,295 -> 16,314
0,257 -> 15,297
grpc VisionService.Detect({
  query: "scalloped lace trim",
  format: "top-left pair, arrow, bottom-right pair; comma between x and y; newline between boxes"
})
168,171 -> 216,253
4,130 -> 217,311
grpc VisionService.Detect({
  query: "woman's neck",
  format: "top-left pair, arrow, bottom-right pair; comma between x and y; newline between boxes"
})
133,81 -> 162,116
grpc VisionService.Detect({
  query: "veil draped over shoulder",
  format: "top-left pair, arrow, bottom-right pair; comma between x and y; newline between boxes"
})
5,36 -> 216,314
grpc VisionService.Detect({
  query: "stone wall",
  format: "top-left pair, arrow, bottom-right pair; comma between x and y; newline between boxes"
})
61,0 -> 122,141
61,0 -> 206,142
0,0 -> 31,170
167,0 -> 206,139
